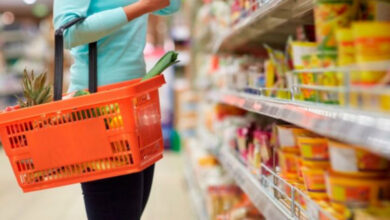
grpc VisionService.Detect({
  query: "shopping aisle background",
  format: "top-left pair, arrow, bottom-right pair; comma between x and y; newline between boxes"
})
0,149 -> 194,220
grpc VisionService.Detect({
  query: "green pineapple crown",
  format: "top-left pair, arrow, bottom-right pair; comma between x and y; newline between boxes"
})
17,69 -> 53,108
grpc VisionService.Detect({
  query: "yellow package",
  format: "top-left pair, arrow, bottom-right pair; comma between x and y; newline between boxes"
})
297,136 -> 329,160
336,28 -> 355,66
265,59 -> 276,97
314,0 -> 358,51
291,42 -> 318,69
326,172 -> 390,208
353,22 -> 390,84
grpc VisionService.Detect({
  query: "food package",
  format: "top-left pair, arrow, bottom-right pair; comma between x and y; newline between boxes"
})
314,0 -> 358,51
352,22 -> 390,85
329,140 -> 390,177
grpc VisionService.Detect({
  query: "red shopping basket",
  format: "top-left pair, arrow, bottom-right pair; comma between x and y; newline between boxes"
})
0,18 -> 166,192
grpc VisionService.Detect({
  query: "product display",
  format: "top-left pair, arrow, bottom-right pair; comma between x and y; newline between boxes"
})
198,108 -> 390,219
204,0 -> 390,113
1,0 -> 390,219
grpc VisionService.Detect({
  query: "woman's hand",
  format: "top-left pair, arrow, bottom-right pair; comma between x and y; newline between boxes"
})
123,0 -> 170,21
138,0 -> 170,13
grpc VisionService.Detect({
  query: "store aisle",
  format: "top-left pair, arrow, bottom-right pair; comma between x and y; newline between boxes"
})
0,149 -> 194,220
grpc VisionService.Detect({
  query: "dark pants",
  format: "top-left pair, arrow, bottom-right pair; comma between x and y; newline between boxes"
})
81,165 -> 155,220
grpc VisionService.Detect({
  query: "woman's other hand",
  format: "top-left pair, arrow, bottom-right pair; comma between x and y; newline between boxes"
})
139,0 -> 170,13
123,0 -> 170,21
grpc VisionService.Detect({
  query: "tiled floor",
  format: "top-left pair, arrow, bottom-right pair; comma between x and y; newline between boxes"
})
0,149 -> 194,220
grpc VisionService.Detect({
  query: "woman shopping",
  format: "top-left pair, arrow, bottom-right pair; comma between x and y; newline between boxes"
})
53,0 -> 180,219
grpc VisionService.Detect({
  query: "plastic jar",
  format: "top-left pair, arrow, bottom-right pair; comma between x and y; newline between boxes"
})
326,172 -> 390,208
352,22 -> 390,85
297,136 -> 329,160
329,140 -> 389,177
277,125 -> 313,153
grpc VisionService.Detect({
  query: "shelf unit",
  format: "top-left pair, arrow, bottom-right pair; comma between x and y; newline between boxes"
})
217,147 -> 336,220
183,152 -> 209,220
217,148 -> 289,220
210,90 -> 390,159
213,0 -> 313,53
197,0 -> 390,219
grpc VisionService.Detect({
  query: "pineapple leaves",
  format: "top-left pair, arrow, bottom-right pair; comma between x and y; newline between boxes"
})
18,69 -> 53,108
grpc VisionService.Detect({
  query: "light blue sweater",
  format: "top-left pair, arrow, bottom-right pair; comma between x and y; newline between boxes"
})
53,0 -> 180,92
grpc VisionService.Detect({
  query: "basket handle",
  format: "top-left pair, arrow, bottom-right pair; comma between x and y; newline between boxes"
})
54,17 -> 98,101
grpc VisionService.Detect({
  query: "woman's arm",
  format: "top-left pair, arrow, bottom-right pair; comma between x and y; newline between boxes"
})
53,0 -> 170,49
153,0 -> 181,16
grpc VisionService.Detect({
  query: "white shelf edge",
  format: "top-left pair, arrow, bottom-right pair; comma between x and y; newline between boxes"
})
213,0 -> 314,53
211,90 -> 390,159
217,148 -> 291,220
183,153 -> 209,220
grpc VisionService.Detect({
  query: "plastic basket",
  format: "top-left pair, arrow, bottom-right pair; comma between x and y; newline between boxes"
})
0,18 -> 166,192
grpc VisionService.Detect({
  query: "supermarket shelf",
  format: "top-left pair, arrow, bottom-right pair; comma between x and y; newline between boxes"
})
218,147 -> 336,220
213,0 -> 313,53
198,126 -> 221,155
183,153 -> 209,220
217,148 -> 290,220
211,90 -> 390,159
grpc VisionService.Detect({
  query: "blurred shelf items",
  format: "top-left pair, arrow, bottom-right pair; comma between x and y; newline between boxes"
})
183,0 -> 390,219
2,0 -> 390,220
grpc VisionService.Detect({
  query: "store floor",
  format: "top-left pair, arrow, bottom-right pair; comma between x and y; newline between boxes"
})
0,149 -> 194,220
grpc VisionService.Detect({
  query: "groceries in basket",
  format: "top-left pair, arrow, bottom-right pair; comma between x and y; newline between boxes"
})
0,18 -> 174,192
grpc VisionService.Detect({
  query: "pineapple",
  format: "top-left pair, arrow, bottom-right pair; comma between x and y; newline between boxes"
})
17,69 -> 52,108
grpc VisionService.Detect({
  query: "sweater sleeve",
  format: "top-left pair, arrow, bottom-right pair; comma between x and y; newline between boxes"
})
53,0 -> 128,49
153,0 -> 181,16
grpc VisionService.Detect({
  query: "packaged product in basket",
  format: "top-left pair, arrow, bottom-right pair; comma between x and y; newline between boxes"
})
329,140 -> 390,177
314,0 -> 358,51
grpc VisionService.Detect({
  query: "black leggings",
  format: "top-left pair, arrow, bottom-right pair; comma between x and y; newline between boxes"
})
81,165 -> 155,220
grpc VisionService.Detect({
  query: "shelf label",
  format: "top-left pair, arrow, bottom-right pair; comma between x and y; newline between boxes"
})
253,102 -> 262,111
